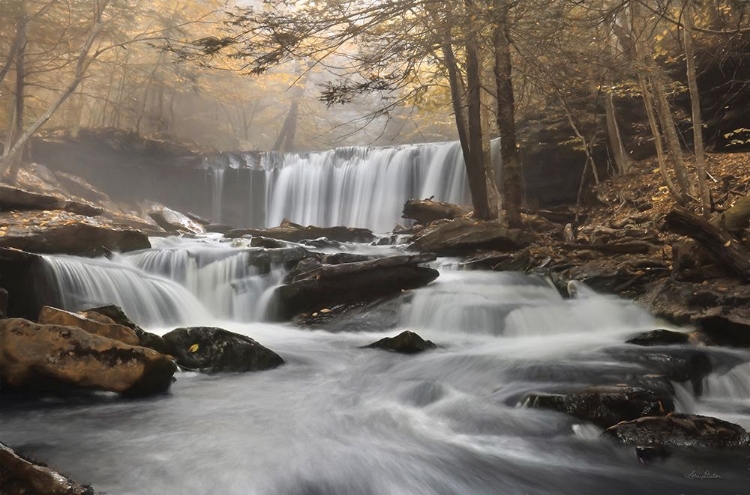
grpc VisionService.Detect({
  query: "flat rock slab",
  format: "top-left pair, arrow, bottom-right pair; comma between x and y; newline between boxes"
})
0,441 -> 93,495
604,413 -> 750,450
225,219 -> 374,243
274,254 -> 439,320
0,210 -> 149,256
523,385 -> 673,429
363,330 -> 437,354
39,306 -> 140,346
410,218 -> 535,256
0,318 -> 176,396
162,327 -> 284,373
0,183 -> 102,217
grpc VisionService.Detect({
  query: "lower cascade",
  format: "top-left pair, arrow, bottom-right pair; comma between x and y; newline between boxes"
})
5,236 -> 750,494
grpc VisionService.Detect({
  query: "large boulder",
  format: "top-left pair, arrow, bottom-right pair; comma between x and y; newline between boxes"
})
0,441 -> 93,495
0,318 -> 176,396
522,385 -> 673,429
0,210 -> 150,256
410,218 -> 535,256
148,206 -> 205,234
38,306 -> 140,346
224,219 -> 375,243
363,330 -> 437,354
604,413 -> 750,450
0,247 -> 56,320
82,304 -> 168,354
273,254 -> 439,320
162,327 -> 284,373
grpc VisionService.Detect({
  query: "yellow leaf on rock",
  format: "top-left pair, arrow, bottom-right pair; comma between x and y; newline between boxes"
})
320,308 -> 331,313
188,344 -> 199,353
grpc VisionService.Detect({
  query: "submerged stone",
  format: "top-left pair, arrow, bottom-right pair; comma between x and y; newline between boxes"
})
604,413 -> 750,450
363,330 -> 437,354
625,329 -> 691,347
522,385 -> 673,429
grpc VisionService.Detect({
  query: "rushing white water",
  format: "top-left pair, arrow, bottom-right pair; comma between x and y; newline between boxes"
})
12,239 -> 750,494
43,255 -> 210,326
264,142 -> 471,232
211,168 -> 225,223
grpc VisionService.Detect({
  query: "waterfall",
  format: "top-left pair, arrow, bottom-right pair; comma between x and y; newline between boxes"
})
42,255 -> 210,327
211,168 -> 225,224
123,247 -> 284,321
41,244 -> 286,328
263,142 -> 471,232
204,141 -> 493,233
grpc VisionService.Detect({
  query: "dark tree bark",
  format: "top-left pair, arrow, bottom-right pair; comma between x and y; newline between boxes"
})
493,0 -> 523,226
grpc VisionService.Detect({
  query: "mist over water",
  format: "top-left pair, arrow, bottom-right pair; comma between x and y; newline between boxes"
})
5,238 -> 749,494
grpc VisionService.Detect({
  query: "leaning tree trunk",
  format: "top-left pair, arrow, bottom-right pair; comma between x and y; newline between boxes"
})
493,0 -> 522,227
683,1 -> 711,215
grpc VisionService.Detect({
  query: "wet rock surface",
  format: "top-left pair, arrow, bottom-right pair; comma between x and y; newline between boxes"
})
83,304 -> 168,354
274,254 -> 439,320
39,306 -> 140,346
0,441 -> 94,495
162,327 -> 284,373
523,386 -> 673,429
363,330 -> 437,354
225,219 -> 375,243
0,183 -> 102,217
625,329 -> 692,347
410,218 -> 535,256
0,318 -> 176,396
402,198 -> 471,225
604,413 -> 750,450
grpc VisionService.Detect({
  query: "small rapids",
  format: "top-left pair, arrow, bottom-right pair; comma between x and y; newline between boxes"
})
4,238 -> 750,494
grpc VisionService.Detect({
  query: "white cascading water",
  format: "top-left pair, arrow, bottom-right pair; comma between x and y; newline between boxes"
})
264,141 -> 472,232
211,168 -> 225,223
42,255 -> 210,327
123,246 -> 284,321
41,239 -> 285,327
13,239 -> 750,494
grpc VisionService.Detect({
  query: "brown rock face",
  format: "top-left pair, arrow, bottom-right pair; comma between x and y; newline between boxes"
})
0,441 -> 92,495
224,219 -> 375,243
410,218 -> 535,256
0,318 -> 176,396
38,306 -> 140,346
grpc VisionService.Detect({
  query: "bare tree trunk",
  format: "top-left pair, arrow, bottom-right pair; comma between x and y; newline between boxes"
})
639,73 -> 683,203
493,0 -> 522,226
604,90 -> 631,174
1,0 -> 110,182
651,70 -> 693,197
684,1 -> 710,215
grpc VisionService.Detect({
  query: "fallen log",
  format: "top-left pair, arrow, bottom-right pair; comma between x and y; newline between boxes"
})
664,207 -> 750,282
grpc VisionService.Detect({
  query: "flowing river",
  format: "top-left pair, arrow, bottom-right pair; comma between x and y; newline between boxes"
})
1,237 -> 750,494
